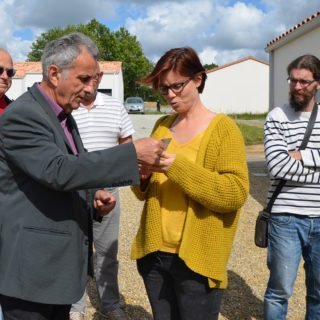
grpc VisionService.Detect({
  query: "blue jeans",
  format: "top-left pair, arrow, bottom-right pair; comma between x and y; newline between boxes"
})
137,252 -> 223,320
264,214 -> 320,320
0,305 -> 3,320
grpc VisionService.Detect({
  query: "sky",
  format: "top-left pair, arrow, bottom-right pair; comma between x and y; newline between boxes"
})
1,0 -> 320,66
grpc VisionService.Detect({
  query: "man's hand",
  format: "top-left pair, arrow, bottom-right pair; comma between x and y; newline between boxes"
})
133,137 -> 164,166
288,150 -> 302,160
93,190 -> 116,216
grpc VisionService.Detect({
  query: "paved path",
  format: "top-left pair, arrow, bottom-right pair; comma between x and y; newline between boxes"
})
129,114 -> 163,140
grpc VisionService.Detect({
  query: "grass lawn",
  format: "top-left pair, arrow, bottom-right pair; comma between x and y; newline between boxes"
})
237,123 -> 264,145
142,109 -> 265,145
229,112 -> 267,120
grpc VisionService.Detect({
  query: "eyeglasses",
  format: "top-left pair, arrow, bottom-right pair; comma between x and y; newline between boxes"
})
0,66 -> 16,78
158,78 -> 192,96
287,77 -> 317,87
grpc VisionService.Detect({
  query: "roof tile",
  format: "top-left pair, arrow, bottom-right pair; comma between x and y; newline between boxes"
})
206,56 -> 268,74
266,11 -> 320,47
13,61 -> 122,78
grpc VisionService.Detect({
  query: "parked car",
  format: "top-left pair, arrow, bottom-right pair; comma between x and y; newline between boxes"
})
124,97 -> 145,114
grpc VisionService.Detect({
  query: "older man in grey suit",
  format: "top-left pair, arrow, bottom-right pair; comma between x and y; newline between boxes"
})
0,32 -> 163,320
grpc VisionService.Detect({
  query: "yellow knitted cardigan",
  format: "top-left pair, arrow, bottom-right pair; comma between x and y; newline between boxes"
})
131,113 -> 249,288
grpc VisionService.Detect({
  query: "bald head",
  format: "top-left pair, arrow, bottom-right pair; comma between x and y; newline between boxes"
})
0,48 -> 15,98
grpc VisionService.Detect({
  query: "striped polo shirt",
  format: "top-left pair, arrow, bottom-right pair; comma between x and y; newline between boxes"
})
264,103 -> 320,216
72,92 -> 134,152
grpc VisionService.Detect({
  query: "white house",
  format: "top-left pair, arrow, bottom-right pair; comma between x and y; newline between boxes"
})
265,11 -> 320,108
7,61 -> 124,102
201,56 -> 269,114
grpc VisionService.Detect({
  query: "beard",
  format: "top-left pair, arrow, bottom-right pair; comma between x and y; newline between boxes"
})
289,89 -> 315,112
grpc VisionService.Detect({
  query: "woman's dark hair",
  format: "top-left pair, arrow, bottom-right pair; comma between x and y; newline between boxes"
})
287,54 -> 320,80
144,47 -> 207,93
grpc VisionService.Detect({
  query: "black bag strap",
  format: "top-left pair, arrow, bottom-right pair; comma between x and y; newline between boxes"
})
265,103 -> 318,212
300,103 -> 318,150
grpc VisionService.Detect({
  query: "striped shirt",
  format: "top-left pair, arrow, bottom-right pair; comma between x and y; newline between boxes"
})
264,103 -> 320,216
72,92 -> 134,152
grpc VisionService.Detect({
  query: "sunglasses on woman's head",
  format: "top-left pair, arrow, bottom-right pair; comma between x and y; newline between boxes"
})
0,66 -> 16,78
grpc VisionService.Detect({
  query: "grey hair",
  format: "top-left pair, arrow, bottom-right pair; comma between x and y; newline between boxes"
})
41,32 -> 100,79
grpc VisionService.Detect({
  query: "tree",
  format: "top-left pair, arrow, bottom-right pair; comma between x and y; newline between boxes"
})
108,27 -> 154,98
203,63 -> 218,71
27,28 -> 69,61
27,19 -> 154,99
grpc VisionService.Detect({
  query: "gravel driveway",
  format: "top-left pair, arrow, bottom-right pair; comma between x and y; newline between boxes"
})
84,115 -> 306,320
129,113 -> 165,140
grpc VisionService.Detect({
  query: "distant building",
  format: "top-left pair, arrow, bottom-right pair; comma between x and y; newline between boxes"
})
265,11 -> 320,108
7,61 -> 124,102
201,56 -> 269,114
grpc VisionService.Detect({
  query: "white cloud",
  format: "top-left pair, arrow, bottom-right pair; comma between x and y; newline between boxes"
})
262,0 -> 320,27
199,47 -> 220,66
0,0 -> 32,60
125,0 -> 272,65
0,0 -> 319,67
198,45 -> 268,67
212,2 -> 267,50
126,0 -> 215,62
11,0 -> 117,28
128,0 -> 320,66
0,0 -> 119,61
6,39 -> 33,62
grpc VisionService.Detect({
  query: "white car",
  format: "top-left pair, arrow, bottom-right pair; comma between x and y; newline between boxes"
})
124,97 -> 145,114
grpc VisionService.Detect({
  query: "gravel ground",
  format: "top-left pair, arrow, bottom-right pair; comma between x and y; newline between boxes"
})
84,115 -> 306,320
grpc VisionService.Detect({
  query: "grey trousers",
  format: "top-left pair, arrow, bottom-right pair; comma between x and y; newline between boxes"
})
71,188 -> 121,314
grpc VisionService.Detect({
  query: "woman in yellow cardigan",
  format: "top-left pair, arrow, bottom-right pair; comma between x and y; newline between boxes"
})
131,47 -> 249,320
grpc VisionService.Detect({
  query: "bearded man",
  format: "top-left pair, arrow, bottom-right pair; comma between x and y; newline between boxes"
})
264,54 -> 320,320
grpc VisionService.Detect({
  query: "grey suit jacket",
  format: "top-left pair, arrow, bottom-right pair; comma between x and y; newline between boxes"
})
0,84 -> 139,304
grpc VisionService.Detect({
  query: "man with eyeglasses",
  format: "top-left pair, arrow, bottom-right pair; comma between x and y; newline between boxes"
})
0,48 -> 15,114
264,54 -> 320,319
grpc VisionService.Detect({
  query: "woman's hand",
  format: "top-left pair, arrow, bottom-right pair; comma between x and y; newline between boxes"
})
152,153 -> 176,172
138,153 -> 175,189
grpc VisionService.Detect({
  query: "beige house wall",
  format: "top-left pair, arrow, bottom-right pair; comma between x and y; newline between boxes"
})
201,58 -> 269,114
266,13 -> 320,109
7,64 -> 124,102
